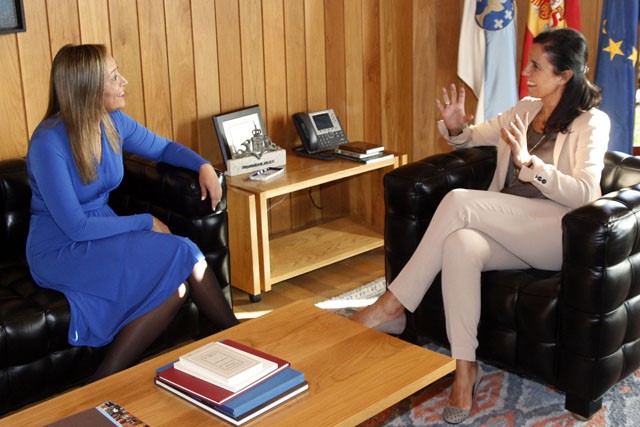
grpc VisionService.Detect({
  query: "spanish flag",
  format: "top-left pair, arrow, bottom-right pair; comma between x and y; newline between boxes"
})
519,0 -> 581,99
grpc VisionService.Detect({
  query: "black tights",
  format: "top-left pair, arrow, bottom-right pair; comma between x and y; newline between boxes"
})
89,260 -> 239,381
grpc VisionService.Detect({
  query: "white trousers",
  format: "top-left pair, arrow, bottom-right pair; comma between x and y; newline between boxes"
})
388,189 -> 571,361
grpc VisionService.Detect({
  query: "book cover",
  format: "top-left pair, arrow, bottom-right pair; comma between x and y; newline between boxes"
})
174,340 -> 278,391
336,150 -> 394,164
337,141 -> 384,154
156,340 -> 290,406
44,401 -> 148,427
216,367 -> 305,417
155,378 -> 309,426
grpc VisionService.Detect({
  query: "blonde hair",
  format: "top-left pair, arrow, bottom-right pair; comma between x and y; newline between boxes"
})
44,44 -> 120,183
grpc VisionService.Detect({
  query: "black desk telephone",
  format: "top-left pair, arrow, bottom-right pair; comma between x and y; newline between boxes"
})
292,109 -> 348,159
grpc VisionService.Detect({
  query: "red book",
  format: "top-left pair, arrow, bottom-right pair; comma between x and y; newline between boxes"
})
155,340 -> 290,406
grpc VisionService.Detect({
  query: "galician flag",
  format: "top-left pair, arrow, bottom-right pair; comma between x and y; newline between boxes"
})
458,0 -> 518,124
519,0 -> 581,99
595,0 -> 639,154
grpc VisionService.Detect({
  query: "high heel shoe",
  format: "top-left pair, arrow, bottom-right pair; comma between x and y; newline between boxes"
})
372,314 -> 406,335
442,364 -> 483,424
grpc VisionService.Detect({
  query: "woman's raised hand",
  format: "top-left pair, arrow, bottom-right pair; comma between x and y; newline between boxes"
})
500,112 -> 532,167
436,84 -> 474,136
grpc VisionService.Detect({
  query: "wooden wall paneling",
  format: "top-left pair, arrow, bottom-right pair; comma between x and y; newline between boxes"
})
344,0 -> 364,141
137,0 -> 173,138
165,0 -> 198,151
412,0 -> 437,161
109,0 -> 146,129
262,0 -> 287,145
300,0 -> 327,232
283,0 -> 307,147
379,0 -> 413,156
191,0 -> 223,164
215,0 -> 244,113
46,0 -> 81,56
0,35 -> 28,159
344,0 -> 366,141
304,0 -> 327,112
344,0 -> 370,223
17,0 -> 51,140
379,1 -> 396,153
285,0 -> 318,231
322,0 -> 348,221
324,0 -> 346,122
394,1 -> 413,157
239,0 -> 267,111
78,0 -> 111,47
433,0 -> 464,157
261,0 -> 292,236
362,0 -> 382,146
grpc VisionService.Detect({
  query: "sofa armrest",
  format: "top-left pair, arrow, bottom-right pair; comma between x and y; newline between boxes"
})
109,153 -> 230,290
560,184 -> 640,399
383,146 -> 497,282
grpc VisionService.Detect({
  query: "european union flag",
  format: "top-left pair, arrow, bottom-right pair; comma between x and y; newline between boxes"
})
594,0 -> 639,154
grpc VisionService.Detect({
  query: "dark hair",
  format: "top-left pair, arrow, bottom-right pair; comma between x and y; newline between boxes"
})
533,28 -> 601,133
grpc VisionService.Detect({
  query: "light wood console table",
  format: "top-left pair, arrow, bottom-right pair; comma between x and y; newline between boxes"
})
226,149 -> 406,301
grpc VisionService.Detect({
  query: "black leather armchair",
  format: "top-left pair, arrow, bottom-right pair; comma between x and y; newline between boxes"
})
384,146 -> 640,418
0,154 -> 231,416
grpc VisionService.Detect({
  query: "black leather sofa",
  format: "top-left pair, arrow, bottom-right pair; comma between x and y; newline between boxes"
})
0,154 -> 231,416
384,146 -> 640,419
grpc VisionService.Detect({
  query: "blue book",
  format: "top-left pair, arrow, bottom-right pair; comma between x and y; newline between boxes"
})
217,367 -> 305,417
155,367 -> 308,425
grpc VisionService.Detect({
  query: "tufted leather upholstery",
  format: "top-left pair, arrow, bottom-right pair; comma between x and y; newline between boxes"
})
0,154 -> 231,416
384,147 -> 640,418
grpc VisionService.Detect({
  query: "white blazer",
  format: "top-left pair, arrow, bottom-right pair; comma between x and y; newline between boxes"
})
438,97 -> 611,209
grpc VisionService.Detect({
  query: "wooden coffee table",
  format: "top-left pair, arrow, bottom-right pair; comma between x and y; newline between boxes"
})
2,301 -> 454,426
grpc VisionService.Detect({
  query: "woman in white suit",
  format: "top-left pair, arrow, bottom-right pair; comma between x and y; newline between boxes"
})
350,28 -> 610,424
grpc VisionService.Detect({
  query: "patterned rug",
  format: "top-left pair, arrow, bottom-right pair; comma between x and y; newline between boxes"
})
316,279 -> 640,426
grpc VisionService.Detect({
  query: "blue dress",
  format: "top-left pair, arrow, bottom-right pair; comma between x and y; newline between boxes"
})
26,111 -> 208,347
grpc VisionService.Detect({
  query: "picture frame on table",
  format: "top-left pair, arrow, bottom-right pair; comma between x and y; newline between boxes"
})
0,0 -> 26,34
212,105 -> 266,164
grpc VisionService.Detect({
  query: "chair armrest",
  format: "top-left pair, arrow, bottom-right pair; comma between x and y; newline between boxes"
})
561,184 -> 640,361
384,146 -> 497,220
109,153 -> 230,288
383,146 -> 497,282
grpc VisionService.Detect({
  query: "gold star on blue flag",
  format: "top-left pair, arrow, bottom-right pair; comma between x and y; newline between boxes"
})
595,0 -> 639,154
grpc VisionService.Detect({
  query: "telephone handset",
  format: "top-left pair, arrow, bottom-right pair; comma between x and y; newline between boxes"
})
292,109 -> 348,159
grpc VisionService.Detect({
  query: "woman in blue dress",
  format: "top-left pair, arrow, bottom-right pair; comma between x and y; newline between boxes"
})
26,44 -> 239,381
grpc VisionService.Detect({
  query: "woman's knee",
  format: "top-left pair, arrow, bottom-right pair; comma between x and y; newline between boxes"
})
190,258 -> 209,281
443,229 -> 492,267
440,188 -> 473,209
176,282 -> 189,299
435,189 -> 476,225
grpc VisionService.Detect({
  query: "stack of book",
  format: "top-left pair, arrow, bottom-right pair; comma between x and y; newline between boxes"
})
155,340 -> 308,425
334,141 -> 394,164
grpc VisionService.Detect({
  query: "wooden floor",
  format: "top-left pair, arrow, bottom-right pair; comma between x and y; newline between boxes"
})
231,247 -> 385,320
